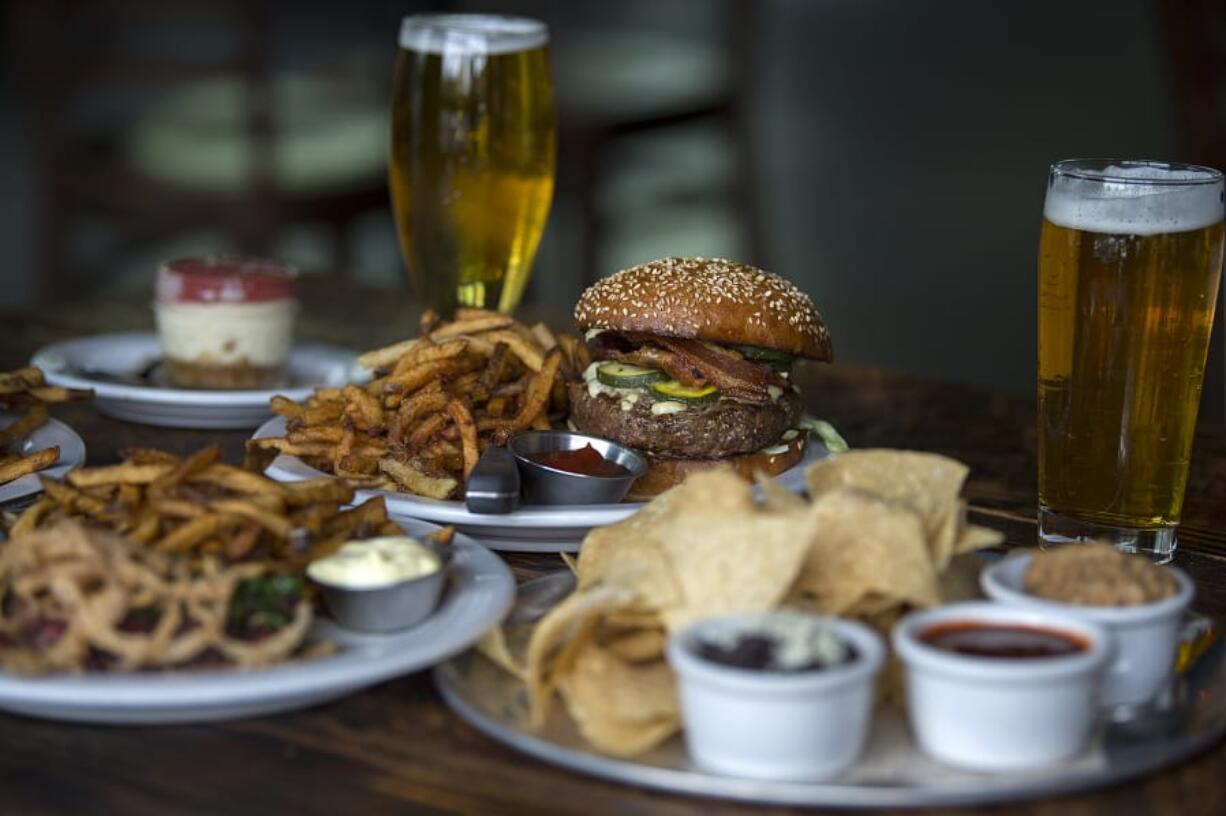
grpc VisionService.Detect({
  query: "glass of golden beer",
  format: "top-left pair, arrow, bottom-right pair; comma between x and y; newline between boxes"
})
1038,159 -> 1225,562
390,15 -> 555,313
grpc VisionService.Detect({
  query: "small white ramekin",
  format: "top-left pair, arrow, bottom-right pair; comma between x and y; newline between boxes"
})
666,614 -> 884,782
893,601 -> 1110,772
981,554 -> 1194,707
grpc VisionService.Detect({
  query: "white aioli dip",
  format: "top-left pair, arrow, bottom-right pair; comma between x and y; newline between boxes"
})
307,536 -> 440,589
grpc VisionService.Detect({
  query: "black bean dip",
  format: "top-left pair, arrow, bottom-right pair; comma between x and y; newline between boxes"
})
696,611 -> 854,672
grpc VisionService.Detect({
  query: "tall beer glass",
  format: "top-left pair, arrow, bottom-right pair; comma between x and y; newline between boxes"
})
390,15 -> 555,314
1038,159 -> 1225,562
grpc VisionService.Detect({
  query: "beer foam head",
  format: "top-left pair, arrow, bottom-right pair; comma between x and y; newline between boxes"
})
1044,160 -> 1224,235
399,14 -> 548,55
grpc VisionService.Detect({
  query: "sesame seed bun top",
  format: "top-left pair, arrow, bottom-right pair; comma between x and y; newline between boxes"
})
573,257 -> 832,361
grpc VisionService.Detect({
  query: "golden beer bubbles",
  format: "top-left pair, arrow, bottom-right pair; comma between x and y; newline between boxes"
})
390,16 -> 556,313
1038,166 -> 1225,531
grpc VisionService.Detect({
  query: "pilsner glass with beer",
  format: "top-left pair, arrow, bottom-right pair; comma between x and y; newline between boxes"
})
1038,159 -> 1225,562
390,15 -> 556,313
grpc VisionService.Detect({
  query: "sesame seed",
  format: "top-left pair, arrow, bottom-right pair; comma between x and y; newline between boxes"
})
572,257 -> 830,357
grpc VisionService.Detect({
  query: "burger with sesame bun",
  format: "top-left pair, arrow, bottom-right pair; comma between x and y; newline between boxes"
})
570,257 -> 832,499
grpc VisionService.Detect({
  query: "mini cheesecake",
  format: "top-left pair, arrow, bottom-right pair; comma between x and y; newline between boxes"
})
155,257 -> 298,389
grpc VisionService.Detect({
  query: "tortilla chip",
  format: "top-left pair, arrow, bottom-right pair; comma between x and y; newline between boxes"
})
602,627 -> 667,664
559,640 -> 680,756
576,468 -> 812,632
786,487 -> 941,615
655,470 -> 816,631
569,643 -> 677,724
754,471 -> 806,511
576,509 -> 682,611
804,449 -> 969,538
603,609 -> 665,630
524,585 -> 637,727
956,522 -> 1005,554
841,592 -> 903,619
656,465 -> 757,517
554,645 -> 678,756
559,703 -> 679,758
476,627 -> 525,680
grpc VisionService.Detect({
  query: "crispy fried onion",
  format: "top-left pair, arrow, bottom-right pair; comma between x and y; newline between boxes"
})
0,520 -> 313,675
591,332 -> 779,402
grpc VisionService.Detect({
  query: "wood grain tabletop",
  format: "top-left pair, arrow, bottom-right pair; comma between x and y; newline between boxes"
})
3,287 -> 1226,815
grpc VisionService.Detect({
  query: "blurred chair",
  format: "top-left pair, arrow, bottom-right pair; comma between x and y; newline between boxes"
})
1160,0 -> 1226,424
8,0 -> 388,303
546,2 -> 765,283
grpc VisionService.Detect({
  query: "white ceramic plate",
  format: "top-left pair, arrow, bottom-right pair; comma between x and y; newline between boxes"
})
0,519 -> 514,724
0,414 -> 87,505
31,332 -> 362,429
253,416 -> 827,553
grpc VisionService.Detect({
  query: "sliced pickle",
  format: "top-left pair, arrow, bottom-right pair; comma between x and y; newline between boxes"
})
595,363 -> 668,388
732,344 -> 795,373
650,380 -> 719,406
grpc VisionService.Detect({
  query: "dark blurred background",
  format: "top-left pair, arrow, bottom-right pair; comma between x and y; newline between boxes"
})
3,0 -> 1224,403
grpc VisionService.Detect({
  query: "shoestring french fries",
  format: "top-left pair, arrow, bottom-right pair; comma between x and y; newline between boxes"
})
0,367 -> 93,486
7,445 -> 411,570
249,308 -> 591,500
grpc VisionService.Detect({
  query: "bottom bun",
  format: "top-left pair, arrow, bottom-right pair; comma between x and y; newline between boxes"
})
624,434 -> 807,502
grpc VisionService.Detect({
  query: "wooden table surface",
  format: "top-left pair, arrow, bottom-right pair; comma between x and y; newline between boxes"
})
3,287 -> 1226,815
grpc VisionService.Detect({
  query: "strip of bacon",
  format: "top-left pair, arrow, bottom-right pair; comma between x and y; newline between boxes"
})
653,336 -> 777,402
589,331 -> 779,402
604,346 -> 706,387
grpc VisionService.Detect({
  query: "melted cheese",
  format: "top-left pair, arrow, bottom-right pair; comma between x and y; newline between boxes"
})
650,400 -> 687,415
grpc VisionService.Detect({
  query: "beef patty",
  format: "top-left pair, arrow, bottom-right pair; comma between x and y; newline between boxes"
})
567,382 -> 802,459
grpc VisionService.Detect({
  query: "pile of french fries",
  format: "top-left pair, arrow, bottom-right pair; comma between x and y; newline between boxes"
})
0,367 -> 92,487
248,308 -> 590,500
8,445 -> 407,569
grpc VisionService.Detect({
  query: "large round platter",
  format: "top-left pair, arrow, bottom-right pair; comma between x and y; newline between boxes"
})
0,519 -> 514,724
434,571 -> 1226,809
31,333 -> 361,429
253,415 -> 827,552
0,414 -> 86,505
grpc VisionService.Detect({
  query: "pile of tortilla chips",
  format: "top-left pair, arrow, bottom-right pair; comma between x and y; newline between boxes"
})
491,450 -> 1003,757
